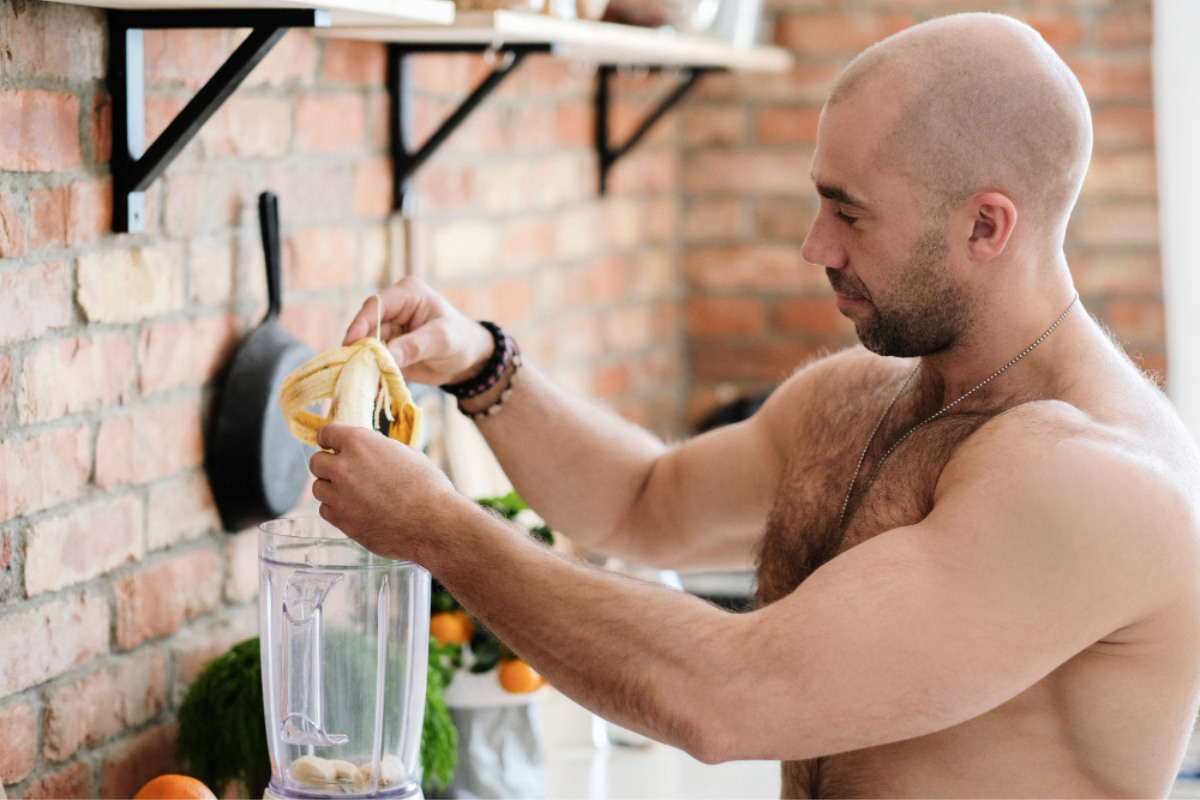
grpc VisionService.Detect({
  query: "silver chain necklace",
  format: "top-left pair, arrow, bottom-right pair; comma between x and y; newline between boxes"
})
836,293 -> 1080,530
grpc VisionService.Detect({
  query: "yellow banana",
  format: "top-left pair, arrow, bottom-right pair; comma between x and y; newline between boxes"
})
279,337 -> 422,448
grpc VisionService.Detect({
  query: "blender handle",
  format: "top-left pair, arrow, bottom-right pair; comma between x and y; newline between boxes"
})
281,571 -> 349,747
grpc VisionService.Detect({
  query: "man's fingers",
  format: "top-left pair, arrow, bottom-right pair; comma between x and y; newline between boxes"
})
343,281 -> 425,345
317,422 -> 351,452
388,324 -> 444,369
312,478 -> 332,504
310,450 -> 334,480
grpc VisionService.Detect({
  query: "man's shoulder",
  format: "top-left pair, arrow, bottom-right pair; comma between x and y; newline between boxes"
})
936,399 -> 1199,552
771,345 -> 910,411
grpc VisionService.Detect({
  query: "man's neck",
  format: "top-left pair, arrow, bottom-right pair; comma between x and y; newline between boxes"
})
914,276 -> 1079,407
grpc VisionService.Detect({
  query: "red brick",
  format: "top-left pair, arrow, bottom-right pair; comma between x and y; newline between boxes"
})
593,363 -> 631,399
754,199 -> 817,239
686,296 -> 767,337
0,90 -> 82,171
492,278 -> 534,327
583,256 -> 627,305
1070,252 -> 1161,295
499,216 -> 555,270
144,29 -> 229,87
0,701 -> 36,783
1092,106 -> 1154,149
279,301 -> 340,354
147,472 -> 219,551
1067,56 -> 1153,101
24,495 -> 143,597
67,176 -> 113,245
1079,202 -> 1159,248
223,530 -> 258,604
28,184 -> 69,249
1128,349 -> 1167,386
774,295 -> 851,336
548,313 -> 605,364
294,94 -> 367,153
686,244 -> 825,291
1105,300 -> 1164,343
608,146 -> 680,196
170,608 -> 257,701
604,304 -> 658,353
684,150 -> 812,196
0,426 -> 91,521
1098,6 -> 1152,48
419,163 -> 478,213
144,94 -> 189,146
137,315 -> 239,394
91,91 -> 113,164
43,648 -> 166,762
690,340 -> 826,381
22,761 -> 94,800
246,29 -> 319,87
0,593 -> 109,696
695,63 -> 842,104
755,106 -> 821,145
0,356 -> 11,423
94,404 -> 204,489
322,38 -> 386,84
200,95 -> 291,159
287,226 -> 359,290
684,199 -> 740,243
430,220 -> 499,279
0,185 -> 25,257
679,105 -> 746,148
115,550 -> 221,649
77,246 -> 186,324
631,248 -> 678,298
18,335 -> 136,424
0,0 -> 104,80
1018,12 -> 1086,49
188,239 -> 238,306
0,262 -> 72,345
776,12 -> 913,54
99,723 -> 179,800
353,156 -> 393,217
1079,151 -> 1156,200
556,101 -> 592,147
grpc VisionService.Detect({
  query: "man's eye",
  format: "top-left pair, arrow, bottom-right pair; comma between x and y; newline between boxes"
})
835,209 -> 858,225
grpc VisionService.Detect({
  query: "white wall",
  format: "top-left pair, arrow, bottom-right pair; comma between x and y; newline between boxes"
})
1154,0 -> 1200,437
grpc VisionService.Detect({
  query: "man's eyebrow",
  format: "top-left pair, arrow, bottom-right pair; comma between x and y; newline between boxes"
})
814,183 -> 870,211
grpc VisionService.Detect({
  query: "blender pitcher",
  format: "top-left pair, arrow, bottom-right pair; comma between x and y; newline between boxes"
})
260,517 -> 430,799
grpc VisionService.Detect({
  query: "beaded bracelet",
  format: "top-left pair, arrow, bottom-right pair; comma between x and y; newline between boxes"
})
458,343 -> 523,421
439,321 -> 512,400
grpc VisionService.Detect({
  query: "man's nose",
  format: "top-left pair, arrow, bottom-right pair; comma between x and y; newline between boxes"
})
801,217 -> 847,270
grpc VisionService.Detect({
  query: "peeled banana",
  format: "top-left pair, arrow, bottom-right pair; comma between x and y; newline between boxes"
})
279,337 -> 422,447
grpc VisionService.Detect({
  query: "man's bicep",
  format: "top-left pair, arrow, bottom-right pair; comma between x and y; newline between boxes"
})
710,469 -> 1139,761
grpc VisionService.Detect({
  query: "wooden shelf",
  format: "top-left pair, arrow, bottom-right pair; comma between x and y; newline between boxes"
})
329,9 -> 791,71
45,0 -> 454,28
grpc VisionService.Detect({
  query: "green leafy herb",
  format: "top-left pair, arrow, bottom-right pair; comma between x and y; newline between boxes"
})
422,640 -> 461,793
176,637 -> 271,799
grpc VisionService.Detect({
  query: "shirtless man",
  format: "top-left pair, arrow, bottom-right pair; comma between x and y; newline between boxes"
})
311,13 -> 1200,798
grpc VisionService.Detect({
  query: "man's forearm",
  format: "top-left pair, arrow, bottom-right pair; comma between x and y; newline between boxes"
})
426,500 -> 738,760
460,361 -> 669,556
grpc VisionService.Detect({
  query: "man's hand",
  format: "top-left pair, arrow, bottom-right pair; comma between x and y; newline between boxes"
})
309,422 -> 467,562
343,276 -> 494,386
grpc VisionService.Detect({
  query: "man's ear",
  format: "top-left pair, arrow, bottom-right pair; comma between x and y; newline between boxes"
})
966,192 -> 1017,262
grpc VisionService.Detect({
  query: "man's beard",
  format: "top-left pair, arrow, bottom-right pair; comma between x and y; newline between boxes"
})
827,228 -> 970,358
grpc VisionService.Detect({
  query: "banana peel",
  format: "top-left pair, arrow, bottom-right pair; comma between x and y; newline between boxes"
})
279,337 -> 422,448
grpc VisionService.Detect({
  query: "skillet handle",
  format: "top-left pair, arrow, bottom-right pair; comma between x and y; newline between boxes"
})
259,191 -> 282,322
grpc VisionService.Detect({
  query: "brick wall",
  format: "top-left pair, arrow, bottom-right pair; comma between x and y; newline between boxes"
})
0,1 -> 684,794
0,0 -> 1163,795
683,0 -> 1161,425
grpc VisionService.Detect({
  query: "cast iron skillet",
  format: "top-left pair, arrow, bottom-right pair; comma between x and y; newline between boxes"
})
206,192 -> 315,532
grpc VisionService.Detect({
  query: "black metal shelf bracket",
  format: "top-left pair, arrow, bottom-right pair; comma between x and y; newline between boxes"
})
595,64 -> 707,195
386,42 -> 552,212
107,8 -> 331,233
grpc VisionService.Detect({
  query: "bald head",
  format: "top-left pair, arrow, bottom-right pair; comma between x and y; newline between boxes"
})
828,13 -> 1093,246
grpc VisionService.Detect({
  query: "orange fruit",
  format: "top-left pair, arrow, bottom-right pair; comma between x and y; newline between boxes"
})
134,775 -> 217,800
498,658 -> 545,693
429,610 -> 473,646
